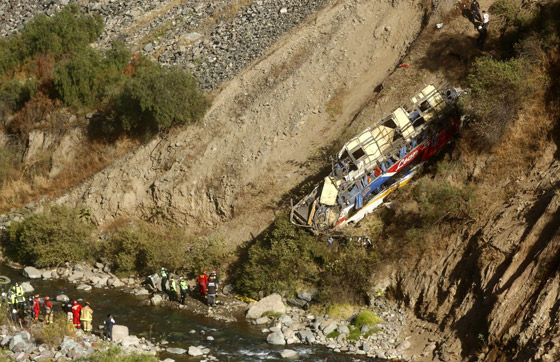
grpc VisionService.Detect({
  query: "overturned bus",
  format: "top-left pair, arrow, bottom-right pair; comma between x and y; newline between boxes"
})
291,83 -> 464,233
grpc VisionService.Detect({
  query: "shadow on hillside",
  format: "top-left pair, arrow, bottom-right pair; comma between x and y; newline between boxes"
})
416,31 -> 491,83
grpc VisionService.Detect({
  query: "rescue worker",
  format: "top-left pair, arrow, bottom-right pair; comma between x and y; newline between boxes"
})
168,276 -> 178,302
32,294 -> 40,321
179,278 -> 189,305
43,296 -> 53,324
10,283 -> 24,308
71,300 -> 82,329
160,267 -> 168,293
65,300 -> 73,322
197,270 -> 208,298
470,0 -> 481,22
80,302 -> 93,332
104,314 -> 115,340
207,271 -> 218,307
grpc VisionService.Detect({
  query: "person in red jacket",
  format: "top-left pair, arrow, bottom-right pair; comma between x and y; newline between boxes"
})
197,270 -> 208,297
72,300 -> 82,328
43,296 -> 53,324
32,295 -> 40,321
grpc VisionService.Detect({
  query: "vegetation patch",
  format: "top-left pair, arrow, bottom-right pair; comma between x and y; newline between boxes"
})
31,312 -> 75,347
261,311 -> 283,319
353,310 -> 383,329
2,205 -> 94,267
104,222 -> 229,277
326,330 -> 340,339
235,215 -> 377,304
76,344 -> 158,362
326,303 -> 355,320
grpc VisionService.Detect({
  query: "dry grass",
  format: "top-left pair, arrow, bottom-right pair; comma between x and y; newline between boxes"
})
0,136 -> 139,212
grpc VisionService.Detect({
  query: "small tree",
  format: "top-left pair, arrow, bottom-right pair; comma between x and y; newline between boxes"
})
108,63 -> 209,135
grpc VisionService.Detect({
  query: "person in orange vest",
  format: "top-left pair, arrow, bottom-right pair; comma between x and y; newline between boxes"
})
32,295 -> 40,322
197,270 -> 208,298
80,302 -> 93,332
71,300 -> 82,329
43,296 -> 53,324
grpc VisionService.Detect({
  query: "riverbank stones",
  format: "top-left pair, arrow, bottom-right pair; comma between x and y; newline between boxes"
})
246,293 -> 285,319
23,266 -> 41,279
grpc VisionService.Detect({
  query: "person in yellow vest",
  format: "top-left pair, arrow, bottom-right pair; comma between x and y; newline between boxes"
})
80,302 -> 93,332
10,283 -> 25,311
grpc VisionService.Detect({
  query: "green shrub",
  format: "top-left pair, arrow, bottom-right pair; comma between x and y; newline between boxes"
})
326,330 -> 340,339
235,216 -> 321,299
353,310 -> 383,329
3,205 -> 93,267
318,244 -> 378,305
0,78 -> 37,115
107,63 -> 209,135
19,5 -> 103,59
347,326 -> 361,341
104,222 -> 229,277
460,57 -> 536,145
54,43 -> 130,107
235,215 -> 378,303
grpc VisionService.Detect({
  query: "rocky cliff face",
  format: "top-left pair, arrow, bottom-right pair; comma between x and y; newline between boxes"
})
390,144 -> 560,360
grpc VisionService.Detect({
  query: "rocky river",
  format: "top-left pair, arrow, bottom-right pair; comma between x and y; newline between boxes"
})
0,263 -> 387,361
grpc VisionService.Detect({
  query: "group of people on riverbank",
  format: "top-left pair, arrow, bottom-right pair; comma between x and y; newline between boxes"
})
160,268 -> 219,307
2,282 -> 115,340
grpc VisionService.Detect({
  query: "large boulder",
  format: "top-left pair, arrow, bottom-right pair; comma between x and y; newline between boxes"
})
267,331 -> 286,345
76,283 -> 92,291
167,347 -> 187,354
112,325 -> 129,342
150,293 -> 168,306
188,346 -> 203,356
280,349 -> 299,359
23,266 -> 42,279
246,293 -> 286,319
323,323 -> 338,336
68,271 -> 83,282
56,294 -> 70,302
298,329 -> 316,344
20,282 -> 34,293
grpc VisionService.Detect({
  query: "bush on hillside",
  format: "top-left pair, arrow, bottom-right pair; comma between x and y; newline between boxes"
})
3,205 -> 93,267
235,216 -> 321,299
460,57 -> 536,146
106,63 -> 210,135
54,43 -> 130,107
104,223 -> 228,277
0,78 -> 37,118
235,215 -> 378,303
19,5 -> 103,60
318,244 -> 378,304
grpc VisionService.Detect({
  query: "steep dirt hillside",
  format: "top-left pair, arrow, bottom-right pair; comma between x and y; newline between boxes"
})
58,0 -> 449,243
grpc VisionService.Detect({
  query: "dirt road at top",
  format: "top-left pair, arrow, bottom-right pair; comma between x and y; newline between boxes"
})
58,0 -> 480,244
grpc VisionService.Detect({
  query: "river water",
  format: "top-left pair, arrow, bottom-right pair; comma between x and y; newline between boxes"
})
0,264 -> 369,361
